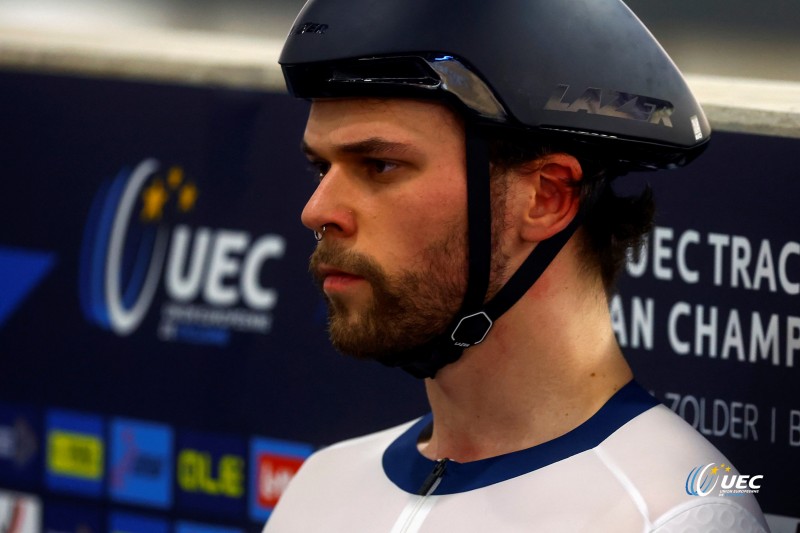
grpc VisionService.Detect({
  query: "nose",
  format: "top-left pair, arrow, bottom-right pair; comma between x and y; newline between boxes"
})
300,166 -> 355,239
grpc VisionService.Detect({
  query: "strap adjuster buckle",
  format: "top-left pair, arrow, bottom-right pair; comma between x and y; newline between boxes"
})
450,311 -> 493,348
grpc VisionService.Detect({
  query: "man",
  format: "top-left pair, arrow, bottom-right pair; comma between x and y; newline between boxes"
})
265,0 -> 769,531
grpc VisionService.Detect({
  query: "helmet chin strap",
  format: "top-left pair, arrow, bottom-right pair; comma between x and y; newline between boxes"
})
379,124 -> 588,379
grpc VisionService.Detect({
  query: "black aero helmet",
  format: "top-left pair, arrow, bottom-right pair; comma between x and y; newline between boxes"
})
280,0 -> 710,170
280,0 -> 710,378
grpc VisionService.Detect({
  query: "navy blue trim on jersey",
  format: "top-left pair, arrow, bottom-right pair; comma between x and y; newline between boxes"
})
382,380 -> 659,495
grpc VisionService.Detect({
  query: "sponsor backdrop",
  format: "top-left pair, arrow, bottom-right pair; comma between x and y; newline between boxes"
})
0,69 -> 797,531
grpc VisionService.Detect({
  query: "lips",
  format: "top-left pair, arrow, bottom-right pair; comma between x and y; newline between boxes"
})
314,264 -> 366,293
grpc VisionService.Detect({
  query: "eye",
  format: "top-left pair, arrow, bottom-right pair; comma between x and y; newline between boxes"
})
367,159 -> 398,174
308,160 -> 330,181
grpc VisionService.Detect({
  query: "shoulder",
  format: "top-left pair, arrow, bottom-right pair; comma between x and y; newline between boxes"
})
300,417 -> 419,471
279,417 -> 420,492
262,417 -> 421,531
594,404 -> 769,532
603,402 -> 720,453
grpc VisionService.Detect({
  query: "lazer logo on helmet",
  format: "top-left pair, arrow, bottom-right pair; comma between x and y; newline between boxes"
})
79,158 -> 286,346
545,84 -> 674,127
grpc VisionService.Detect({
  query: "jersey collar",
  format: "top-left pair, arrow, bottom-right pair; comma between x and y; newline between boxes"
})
382,380 -> 659,495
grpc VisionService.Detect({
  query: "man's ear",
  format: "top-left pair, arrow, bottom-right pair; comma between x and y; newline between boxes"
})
518,153 -> 582,242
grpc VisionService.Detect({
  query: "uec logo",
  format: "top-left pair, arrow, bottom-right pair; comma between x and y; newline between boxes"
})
80,158 -> 285,336
685,463 -> 763,497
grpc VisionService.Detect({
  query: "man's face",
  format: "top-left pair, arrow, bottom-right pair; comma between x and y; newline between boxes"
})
300,98 -> 475,362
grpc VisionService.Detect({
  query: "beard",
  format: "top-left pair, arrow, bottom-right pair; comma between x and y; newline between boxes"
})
310,209 -> 510,365
309,227 -> 468,363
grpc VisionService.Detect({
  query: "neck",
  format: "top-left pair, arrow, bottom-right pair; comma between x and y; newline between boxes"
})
419,260 -> 632,463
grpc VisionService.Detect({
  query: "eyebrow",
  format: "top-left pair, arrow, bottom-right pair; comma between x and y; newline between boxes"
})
301,137 -> 422,159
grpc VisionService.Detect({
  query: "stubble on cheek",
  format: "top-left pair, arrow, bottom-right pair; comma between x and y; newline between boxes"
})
308,230 -> 468,362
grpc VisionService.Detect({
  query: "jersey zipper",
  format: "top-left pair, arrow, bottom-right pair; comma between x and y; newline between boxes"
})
392,458 -> 449,533
417,458 -> 449,496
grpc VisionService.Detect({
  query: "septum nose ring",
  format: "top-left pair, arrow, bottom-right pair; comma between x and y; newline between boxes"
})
313,225 -> 327,242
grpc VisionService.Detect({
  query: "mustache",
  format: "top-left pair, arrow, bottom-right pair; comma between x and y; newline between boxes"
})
309,243 -> 388,286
